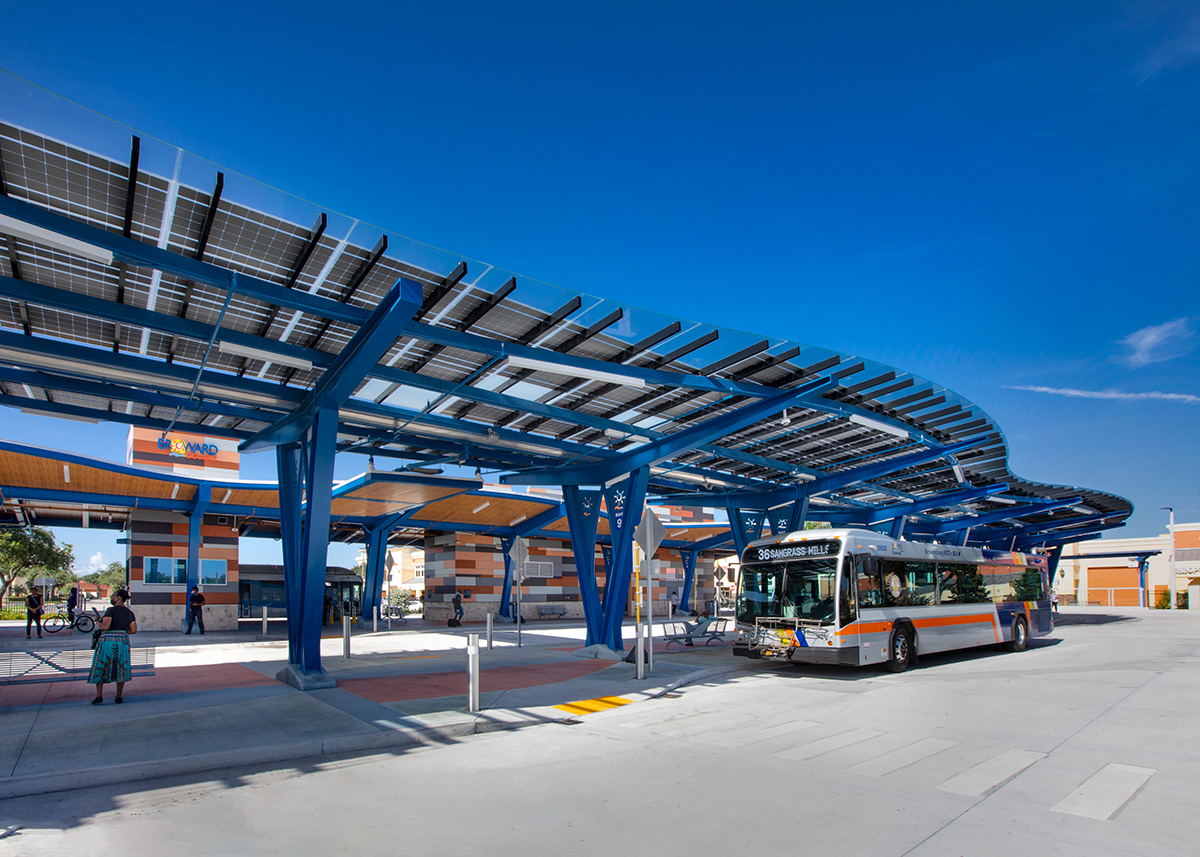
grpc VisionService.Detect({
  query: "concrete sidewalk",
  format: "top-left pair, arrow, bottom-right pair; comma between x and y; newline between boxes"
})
0,619 -> 758,798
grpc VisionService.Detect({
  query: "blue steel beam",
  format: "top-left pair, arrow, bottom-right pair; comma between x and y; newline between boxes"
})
915,496 -> 1084,535
0,275 -> 330,374
0,195 -> 371,326
0,366 -> 288,426
241,277 -> 423,452
502,379 -> 834,487
967,511 -> 1120,544
664,436 -> 989,507
820,485 -> 1009,526
359,512 -> 403,623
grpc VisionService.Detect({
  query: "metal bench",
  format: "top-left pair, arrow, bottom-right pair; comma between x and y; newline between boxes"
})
537,604 -> 568,619
664,618 -> 729,648
0,647 -> 156,684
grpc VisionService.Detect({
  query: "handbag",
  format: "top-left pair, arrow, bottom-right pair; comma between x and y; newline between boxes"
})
91,628 -> 102,649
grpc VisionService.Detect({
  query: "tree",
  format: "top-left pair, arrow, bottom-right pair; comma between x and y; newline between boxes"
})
82,561 -> 127,590
0,528 -> 74,601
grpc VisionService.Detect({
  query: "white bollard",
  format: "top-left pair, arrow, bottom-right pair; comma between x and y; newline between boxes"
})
635,622 -> 645,680
467,633 -> 480,712
262,605 -> 268,636
343,614 -> 351,659
373,605 -> 378,634
486,612 -> 493,650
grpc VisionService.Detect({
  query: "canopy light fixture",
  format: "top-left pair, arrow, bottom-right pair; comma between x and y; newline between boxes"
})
603,427 -> 650,442
406,465 -> 444,475
0,213 -> 114,266
779,409 -> 791,427
472,501 -> 491,514
848,413 -> 911,440
951,463 -> 965,483
505,355 -> 647,389
218,341 -> 313,371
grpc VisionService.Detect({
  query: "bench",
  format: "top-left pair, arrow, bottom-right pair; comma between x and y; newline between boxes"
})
664,617 -> 729,648
537,604 -> 568,619
0,647 -> 156,684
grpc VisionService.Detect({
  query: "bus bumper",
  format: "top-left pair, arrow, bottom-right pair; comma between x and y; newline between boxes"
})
787,645 -> 860,666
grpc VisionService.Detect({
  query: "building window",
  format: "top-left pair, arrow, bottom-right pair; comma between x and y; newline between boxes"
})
145,557 -> 187,584
413,563 -> 424,578
201,559 -> 228,586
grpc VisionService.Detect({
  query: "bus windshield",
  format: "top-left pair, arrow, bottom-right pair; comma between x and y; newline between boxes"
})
737,558 -> 839,624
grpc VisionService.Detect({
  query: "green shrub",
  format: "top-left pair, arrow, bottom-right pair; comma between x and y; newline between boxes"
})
1155,589 -> 1171,609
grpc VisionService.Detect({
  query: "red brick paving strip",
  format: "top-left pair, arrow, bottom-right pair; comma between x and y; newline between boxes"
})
0,663 -> 278,709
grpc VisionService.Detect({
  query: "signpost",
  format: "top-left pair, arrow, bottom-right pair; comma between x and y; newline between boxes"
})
634,508 -> 666,672
511,538 -> 528,647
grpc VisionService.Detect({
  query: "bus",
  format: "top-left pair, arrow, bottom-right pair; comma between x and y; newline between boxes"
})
732,528 -> 1052,672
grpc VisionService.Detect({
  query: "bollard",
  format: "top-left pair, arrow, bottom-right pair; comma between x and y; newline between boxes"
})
635,622 -> 645,680
486,612 -> 493,650
343,613 -> 351,659
262,605 -> 268,636
373,605 -> 378,634
467,633 -> 480,712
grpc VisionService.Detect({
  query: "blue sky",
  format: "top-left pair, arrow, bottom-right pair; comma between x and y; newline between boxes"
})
2,1 -> 1198,572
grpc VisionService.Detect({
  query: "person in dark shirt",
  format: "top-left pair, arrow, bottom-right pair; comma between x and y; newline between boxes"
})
453,590 -> 464,621
67,586 -> 79,623
88,589 -> 137,704
25,591 -> 44,639
186,586 -> 206,635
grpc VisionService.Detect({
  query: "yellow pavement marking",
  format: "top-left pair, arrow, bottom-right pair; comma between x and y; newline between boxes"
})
554,696 -> 633,716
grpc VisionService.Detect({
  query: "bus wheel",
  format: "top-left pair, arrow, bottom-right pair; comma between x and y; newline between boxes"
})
886,629 -> 913,673
1005,617 -> 1029,653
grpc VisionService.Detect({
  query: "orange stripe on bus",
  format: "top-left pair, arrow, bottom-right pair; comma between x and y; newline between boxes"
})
912,614 -> 995,630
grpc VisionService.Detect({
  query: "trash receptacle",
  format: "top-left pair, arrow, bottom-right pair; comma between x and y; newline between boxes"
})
706,599 -> 717,615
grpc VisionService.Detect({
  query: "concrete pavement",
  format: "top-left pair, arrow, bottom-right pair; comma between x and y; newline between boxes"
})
0,617 -> 756,798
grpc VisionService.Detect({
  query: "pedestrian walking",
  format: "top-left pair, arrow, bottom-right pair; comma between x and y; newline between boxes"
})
186,585 -> 206,634
1051,590 -> 1059,613
669,590 -> 680,618
89,589 -> 137,704
453,590 -> 464,621
25,590 -> 44,639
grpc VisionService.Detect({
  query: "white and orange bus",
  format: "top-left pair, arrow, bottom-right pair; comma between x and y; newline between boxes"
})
732,528 -> 1052,672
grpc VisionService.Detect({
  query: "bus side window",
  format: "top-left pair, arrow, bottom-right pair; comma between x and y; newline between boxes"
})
937,564 -> 959,605
856,556 -> 882,609
840,556 -> 858,626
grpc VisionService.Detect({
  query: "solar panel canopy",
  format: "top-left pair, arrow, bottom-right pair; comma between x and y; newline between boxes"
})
0,106 -> 1132,551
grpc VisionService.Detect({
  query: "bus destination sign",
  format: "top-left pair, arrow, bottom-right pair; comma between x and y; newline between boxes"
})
746,540 -> 840,563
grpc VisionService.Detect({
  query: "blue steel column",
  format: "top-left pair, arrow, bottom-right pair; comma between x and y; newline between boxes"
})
360,513 -> 402,624
563,486 -> 604,645
184,483 -> 211,630
499,536 -> 515,619
277,442 -> 304,663
888,516 -> 907,540
677,549 -> 698,613
597,467 -> 649,651
276,406 -> 339,680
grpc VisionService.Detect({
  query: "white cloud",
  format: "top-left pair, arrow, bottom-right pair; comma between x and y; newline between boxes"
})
1009,385 -> 1200,405
87,551 -> 109,573
1118,317 -> 1194,367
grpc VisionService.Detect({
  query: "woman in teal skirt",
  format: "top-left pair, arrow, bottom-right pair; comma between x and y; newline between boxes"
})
89,588 -> 138,704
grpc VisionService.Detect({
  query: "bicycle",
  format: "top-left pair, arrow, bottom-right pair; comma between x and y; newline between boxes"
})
43,606 -> 98,634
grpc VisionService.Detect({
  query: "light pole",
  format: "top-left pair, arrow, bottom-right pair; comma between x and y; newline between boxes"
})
1162,507 -> 1176,610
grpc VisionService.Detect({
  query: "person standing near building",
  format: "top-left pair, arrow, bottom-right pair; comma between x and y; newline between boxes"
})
669,590 -> 680,618
25,590 -> 44,639
186,586 -> 206,635
453,590 -> 464,622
